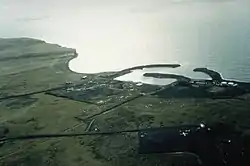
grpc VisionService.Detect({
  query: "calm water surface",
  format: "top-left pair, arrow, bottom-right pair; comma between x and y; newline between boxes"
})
1,0 -> 250,83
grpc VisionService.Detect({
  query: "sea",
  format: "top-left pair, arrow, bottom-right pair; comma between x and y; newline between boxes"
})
1,0 -> 250,84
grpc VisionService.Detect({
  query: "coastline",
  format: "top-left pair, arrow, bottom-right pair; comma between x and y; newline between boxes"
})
0,38 -> 250,166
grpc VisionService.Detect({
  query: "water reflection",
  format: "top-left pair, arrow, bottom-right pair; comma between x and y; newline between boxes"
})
115,69 -> 177,85
0,0 -> 250,81
115,65 -> 210,85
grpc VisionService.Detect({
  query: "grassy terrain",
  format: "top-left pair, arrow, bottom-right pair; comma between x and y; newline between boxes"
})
0,38 -> 250,166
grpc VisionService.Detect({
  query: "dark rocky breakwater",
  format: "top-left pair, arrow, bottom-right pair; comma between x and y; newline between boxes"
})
142,67 -> 250,99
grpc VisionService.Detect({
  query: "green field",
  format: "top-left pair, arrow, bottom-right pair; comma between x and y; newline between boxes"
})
0,38 -> 250,166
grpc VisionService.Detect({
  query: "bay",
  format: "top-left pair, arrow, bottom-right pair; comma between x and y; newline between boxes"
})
1,0 -> 250,83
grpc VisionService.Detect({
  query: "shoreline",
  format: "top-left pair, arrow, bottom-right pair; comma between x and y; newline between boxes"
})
1,38 -> 250,166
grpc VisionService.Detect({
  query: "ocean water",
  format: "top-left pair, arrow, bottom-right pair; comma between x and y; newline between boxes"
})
0,0 -> 250,83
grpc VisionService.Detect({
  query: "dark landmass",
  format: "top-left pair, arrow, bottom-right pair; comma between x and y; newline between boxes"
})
192,67 -> 250,94
46,79 -> 159,105
154,82 -> 248,99
141,68 -> 250,99
193,68 -> 223,82
0,38 -> 250,166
